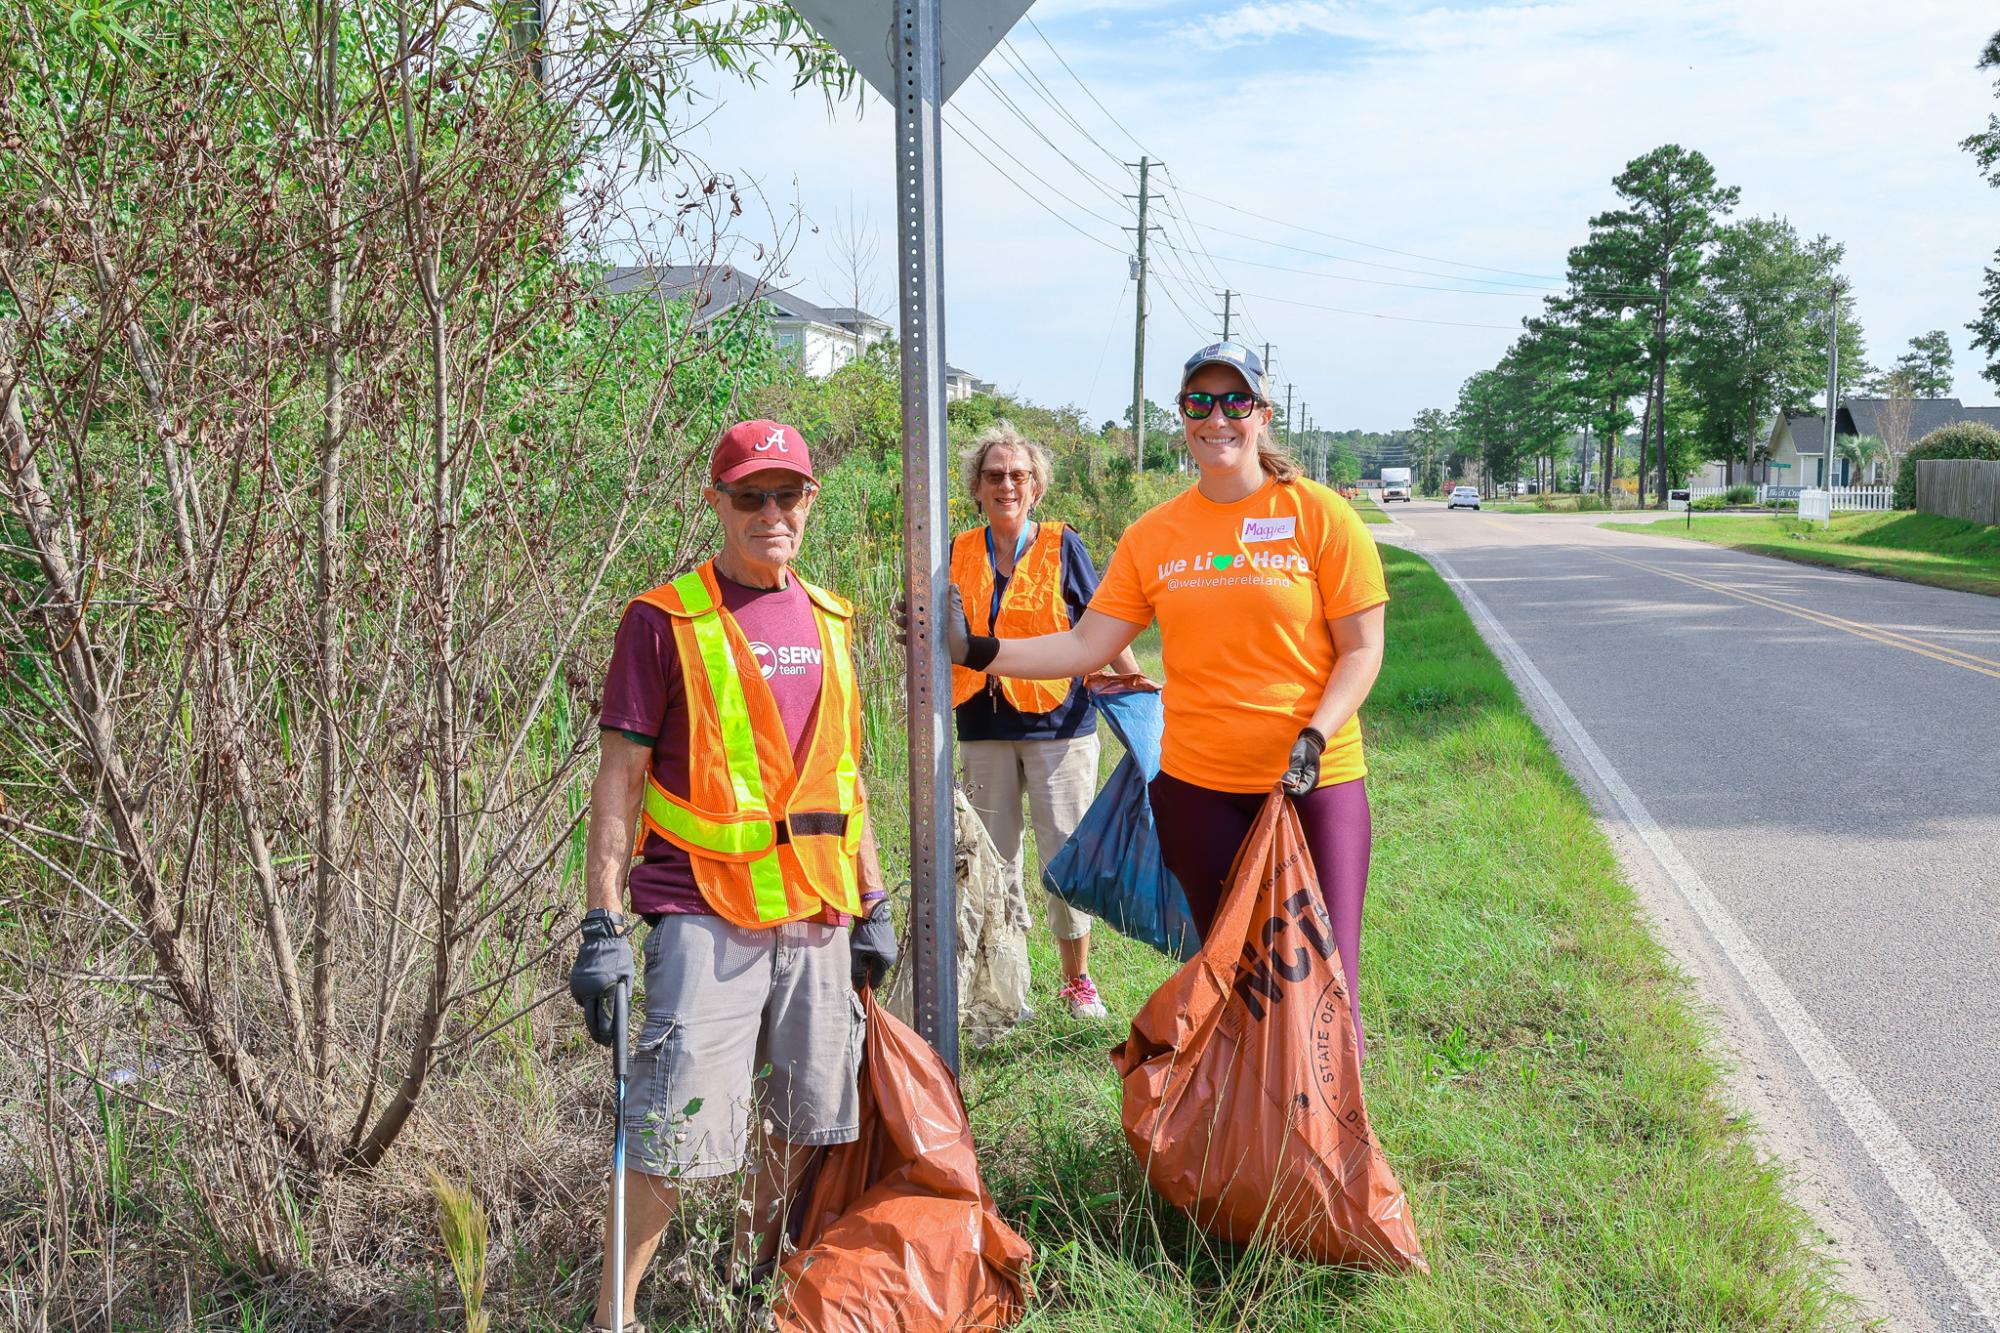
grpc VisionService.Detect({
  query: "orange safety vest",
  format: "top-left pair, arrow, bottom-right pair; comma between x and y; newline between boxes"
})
949,521 -> 1074,714
629,562 -> 865,929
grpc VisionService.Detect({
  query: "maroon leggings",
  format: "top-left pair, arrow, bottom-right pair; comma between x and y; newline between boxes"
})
1148,771 -> 1372,1062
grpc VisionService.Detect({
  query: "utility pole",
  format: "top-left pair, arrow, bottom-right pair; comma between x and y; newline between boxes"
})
1283,383 -> 1294,446
1261,341 -> 1272,385
1126,156 -> 1159,473
1217,290 -> 1236,342
1822,278 -> 1841,510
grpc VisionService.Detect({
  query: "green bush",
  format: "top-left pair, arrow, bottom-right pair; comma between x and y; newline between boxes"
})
1893,421 -> 2000,509
1692,495 -> 1730,511
1724,484 -> 1757,505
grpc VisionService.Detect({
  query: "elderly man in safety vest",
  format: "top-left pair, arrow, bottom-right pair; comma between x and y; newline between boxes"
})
570,419 -> 895,1329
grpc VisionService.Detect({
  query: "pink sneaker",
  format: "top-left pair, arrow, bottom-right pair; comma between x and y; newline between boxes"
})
1057,973 -> 1108,1020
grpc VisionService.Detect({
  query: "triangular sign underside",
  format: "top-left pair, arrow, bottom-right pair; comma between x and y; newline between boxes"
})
789,1 -> 1038,104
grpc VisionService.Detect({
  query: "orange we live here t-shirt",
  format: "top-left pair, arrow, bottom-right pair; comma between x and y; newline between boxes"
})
1090,476 -> 1388,793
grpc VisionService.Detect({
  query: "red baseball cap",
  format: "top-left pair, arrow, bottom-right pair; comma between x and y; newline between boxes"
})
710,419 -> 814,485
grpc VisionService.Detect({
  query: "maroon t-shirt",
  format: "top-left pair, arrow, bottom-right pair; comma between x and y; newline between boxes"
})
600,571 -> 830,916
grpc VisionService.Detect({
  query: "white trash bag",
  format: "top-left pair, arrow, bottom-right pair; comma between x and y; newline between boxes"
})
884,789 -> 1032,1049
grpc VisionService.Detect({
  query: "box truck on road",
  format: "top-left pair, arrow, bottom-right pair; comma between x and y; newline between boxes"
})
1381,467 -> 1412,501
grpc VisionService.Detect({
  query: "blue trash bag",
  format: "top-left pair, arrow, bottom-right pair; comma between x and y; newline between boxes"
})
1042,687 -> 1200,960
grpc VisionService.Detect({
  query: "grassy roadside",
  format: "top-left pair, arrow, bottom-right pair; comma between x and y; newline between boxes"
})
1485,496 -> 1623,515
1350,492 -> 1391,525
959,544 -> 1849,1330
1603,510 -> 2000,598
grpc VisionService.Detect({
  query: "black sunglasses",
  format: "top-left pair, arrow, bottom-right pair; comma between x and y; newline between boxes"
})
1179,390 -> 1263,420
714,482 -> 817,513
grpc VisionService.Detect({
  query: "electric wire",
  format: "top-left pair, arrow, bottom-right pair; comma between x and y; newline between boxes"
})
940,117 -> 1126,254
1233,287 -> 1523,331
944,109 -> 1128,233
1084,273 -> 1133,407
994,37 -> 1130,171
966,66 -> 1128,209
1023,15 -> 1153,158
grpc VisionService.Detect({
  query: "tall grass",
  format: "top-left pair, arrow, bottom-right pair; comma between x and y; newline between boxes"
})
944,546 -> 1852,1330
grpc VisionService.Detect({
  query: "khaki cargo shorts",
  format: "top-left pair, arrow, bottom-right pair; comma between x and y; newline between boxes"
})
623,913 -> 865,1180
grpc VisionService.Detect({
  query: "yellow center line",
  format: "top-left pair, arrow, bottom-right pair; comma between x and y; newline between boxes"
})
1584,546 -> 2000,681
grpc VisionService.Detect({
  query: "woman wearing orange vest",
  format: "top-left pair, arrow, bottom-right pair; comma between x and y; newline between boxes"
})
952,422 -> 1141,1020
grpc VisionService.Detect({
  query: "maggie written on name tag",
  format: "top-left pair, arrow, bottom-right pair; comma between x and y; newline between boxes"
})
1241,516 -> 1297,544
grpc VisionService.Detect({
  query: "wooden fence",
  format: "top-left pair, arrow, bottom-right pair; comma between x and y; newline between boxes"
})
1917,459 -> 2000,527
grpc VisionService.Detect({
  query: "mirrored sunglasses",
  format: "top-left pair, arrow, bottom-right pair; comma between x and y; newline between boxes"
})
1179,390 -> 1261,420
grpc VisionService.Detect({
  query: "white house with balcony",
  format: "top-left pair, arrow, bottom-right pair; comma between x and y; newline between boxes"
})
604,265 -> 890,376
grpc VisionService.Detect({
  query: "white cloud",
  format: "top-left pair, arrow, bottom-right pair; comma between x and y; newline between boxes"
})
638,0 -> 2000,427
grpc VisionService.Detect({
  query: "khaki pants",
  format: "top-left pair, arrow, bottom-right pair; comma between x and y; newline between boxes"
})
960,734 -> 1100,943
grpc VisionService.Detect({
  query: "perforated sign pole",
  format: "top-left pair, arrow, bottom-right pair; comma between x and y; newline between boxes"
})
895,0 -> 959,1073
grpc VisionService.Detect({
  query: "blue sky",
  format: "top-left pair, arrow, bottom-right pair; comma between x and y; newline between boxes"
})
627,0 -> 2000,430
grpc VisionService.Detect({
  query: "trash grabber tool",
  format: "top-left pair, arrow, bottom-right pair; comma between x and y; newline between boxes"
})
610,977 -> 631,1331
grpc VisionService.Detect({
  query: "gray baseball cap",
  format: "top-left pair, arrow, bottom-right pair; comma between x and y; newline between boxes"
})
1179,341 -> 1267,398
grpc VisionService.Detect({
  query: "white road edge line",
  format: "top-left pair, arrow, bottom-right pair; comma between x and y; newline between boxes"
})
1422,543 -> 2000,1327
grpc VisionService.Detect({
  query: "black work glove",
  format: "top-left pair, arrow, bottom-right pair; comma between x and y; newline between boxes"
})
895,585 -> 996,671
569,909 -> 634,1047
1280,727 -> 1327,797
850,898 -> 898,990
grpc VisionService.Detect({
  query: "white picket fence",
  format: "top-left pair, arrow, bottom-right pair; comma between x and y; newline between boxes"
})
1686,484 -> 1893,513
1826,486 -> 1895,512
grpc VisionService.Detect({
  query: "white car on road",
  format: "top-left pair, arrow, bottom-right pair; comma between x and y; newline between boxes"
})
1448,485 -> 1482,510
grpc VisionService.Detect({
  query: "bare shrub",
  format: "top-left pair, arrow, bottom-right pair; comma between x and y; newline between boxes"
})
0,2 -> 849,1324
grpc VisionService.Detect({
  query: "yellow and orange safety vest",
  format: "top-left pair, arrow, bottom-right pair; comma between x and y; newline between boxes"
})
629,562 -> 865,929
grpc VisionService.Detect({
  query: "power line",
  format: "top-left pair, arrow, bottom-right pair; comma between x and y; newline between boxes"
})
965,65 -> 1127,209
940,117 -> 1125,254
1153,238 -> 1628,299
1023,16 -> 1153,158
1231,288 -> 1523,331
1170,183 -> 1567,282
1085,272 -> 1132,408
944,109 -> 1127,233
994,37 -> 1128,171
1156,202 -> 1560,290
1157,167 -> 1267,344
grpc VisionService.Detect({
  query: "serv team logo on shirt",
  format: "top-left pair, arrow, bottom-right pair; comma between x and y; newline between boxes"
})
750,641 -> 822,679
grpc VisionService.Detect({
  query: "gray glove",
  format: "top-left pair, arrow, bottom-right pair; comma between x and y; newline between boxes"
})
569,909 -> 634,1046
1280,727 -> 1327,797
896,586 -> 992,670
850,899 -> 897,990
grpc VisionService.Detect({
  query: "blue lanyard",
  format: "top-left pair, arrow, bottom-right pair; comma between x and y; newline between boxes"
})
985,523 -> 1035,622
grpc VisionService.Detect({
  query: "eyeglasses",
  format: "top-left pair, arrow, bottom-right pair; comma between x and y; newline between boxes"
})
980,468 -> 1033,487
1179,391 -> 1262,420
714,482 -> 816,513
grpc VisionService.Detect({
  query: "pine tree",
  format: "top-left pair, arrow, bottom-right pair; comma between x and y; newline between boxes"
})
1581,146 -> 1739,504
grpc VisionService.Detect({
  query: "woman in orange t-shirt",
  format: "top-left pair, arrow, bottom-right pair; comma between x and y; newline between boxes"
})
943,341 -> 1389,1057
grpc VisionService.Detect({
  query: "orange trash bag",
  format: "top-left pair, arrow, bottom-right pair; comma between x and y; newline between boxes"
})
776,990 -> 1033,1331
1110,788 -> 1427,1271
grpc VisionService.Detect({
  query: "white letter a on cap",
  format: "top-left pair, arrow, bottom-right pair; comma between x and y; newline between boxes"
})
758,427 -> 789,453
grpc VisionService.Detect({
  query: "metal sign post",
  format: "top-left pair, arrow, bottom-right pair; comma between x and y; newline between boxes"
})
892,0 -> 958,1073
788,0 -> 1037,1074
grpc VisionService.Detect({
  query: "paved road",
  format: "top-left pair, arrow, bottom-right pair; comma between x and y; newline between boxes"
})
1383,500 -> 2000,1331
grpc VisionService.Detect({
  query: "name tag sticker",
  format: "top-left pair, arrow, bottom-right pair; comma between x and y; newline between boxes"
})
1241,516 -> 1297,544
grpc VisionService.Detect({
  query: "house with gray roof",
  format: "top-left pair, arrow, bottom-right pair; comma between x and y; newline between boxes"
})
604,265 -> 891,377
1762,398 -> 2000,487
